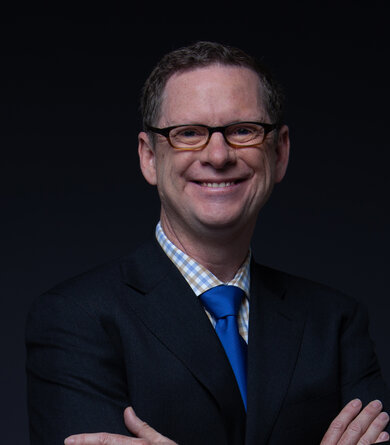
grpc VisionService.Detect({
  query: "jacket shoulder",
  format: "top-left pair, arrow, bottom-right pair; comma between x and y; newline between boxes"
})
28,238 -> 168,315
251,260 -> 363,315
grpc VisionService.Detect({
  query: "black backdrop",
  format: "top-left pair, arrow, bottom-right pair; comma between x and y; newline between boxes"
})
2,4 -> 390,443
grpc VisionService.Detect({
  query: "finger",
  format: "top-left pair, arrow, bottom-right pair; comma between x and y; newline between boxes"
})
124,407 -> 177,444
357,411 -> 389,445
321,399 -> 363,445
64,432 -> 137,444
374,431 -> 390,443
338,400 -> 386,445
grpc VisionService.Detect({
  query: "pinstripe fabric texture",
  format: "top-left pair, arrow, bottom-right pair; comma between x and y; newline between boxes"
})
156,222 -> 250,342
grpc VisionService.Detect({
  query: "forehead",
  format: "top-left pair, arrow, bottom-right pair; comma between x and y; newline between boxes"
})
159,64 -> 266,125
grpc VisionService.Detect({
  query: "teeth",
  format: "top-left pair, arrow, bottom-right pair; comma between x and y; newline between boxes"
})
201,182 -> 234,188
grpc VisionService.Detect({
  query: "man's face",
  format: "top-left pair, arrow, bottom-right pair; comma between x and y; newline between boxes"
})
138,64 -> 290,241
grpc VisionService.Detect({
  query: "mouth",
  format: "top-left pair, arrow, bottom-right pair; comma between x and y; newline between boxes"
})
193,179 -> 244,188
200,181 -> 235,188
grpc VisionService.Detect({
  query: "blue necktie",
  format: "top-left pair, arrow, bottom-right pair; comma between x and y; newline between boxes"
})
200,285 -> 247,410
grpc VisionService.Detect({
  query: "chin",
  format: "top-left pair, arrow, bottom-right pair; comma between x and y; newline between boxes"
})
195,213 -> 247,232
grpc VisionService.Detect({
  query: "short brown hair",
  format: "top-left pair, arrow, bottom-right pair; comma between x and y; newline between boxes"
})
140,41 -> 285,130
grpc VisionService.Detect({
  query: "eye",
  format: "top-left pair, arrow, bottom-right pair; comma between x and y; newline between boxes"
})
231,125 -> 257,136
179,130 -> 198,138
170,126 -> 208,147
228,123 -> 262,140
236,127 -> 251,135
174,126 -> 205,138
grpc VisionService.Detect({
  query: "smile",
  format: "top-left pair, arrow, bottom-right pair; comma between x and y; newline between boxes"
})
200,181 -> 235,188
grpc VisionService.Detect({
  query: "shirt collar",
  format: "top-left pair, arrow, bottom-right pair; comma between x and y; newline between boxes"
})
155,221 -> 250,297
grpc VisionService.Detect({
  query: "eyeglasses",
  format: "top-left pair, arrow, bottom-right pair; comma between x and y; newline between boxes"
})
145,121 -> 279,151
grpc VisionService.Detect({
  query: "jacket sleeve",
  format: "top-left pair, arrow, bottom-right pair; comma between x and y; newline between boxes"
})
339,298 -> 390,410
26,291 -> 130,445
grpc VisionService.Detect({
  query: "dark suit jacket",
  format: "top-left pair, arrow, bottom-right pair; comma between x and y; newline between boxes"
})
26,239 -> 390,445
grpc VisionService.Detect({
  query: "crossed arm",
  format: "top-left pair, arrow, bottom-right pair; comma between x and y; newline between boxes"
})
27,287 -> 390,445
65,399 -> 389,445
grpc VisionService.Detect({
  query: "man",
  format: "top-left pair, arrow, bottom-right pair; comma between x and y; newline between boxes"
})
26,41 -> 390,445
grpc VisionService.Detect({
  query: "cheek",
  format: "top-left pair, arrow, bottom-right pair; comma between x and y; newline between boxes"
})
155,153 -> 190,197
160,152 -> 194,181
248,148 -> 274,178
155,151 -> 173,183
247,150 -> 276,200
262,150 -> 276,182
261,157 -> 276,197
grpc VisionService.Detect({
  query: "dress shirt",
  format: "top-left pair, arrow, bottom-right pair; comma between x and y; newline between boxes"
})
155,221 -> 250,342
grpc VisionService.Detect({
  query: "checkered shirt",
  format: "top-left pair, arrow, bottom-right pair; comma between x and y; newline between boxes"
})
155,222 -> 250,342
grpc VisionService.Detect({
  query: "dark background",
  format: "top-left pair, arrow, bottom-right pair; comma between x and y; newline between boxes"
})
1,4 -> 390,443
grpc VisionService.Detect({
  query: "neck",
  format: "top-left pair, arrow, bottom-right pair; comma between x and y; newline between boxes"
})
160,217 -> 253,282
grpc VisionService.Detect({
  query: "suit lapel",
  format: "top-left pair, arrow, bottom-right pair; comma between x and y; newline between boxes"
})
120,240 -> 246,443
245,261 -> 306,445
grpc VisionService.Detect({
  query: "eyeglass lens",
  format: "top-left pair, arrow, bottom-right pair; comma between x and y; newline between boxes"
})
170,123 -> 265,149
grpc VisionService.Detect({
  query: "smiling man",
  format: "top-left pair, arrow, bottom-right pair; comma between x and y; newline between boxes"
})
138,63 -> 289,282
26,41 -> 390,445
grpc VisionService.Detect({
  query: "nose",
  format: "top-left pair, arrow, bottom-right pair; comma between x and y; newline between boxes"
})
199,131 -> 236,169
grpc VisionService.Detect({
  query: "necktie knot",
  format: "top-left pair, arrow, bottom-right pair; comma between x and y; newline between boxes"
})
200,285 -> 244,320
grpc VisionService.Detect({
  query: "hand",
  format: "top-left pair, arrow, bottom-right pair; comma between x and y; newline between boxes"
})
64,407 -> 178,445
320,399 -> 389,445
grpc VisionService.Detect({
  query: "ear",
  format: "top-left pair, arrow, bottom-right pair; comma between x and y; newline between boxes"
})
273,124 -> 290,183
138,131 -> 157,185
